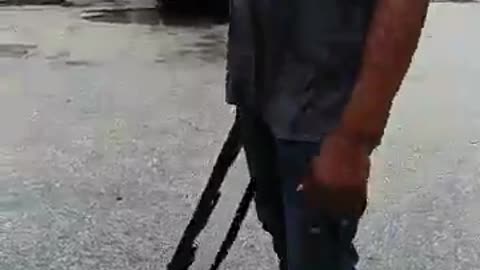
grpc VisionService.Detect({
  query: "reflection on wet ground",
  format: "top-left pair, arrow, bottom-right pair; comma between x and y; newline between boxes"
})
79,6 -> 228,62
81,7 -> 227,27
178,31 -> 226,62
81,8 -> 161,25
0,44 -> 37,58
0,189 -> 37,218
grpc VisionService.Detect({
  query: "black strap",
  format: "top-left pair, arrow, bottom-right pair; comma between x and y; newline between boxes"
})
209,178 -> 255,270
167,114 -> 247,270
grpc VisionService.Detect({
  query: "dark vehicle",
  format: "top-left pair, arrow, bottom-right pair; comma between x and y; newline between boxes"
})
159,0 -> 229,21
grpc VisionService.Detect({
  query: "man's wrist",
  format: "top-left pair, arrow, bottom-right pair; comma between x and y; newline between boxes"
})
330,122 -> 381,155
334,87 -> 391,152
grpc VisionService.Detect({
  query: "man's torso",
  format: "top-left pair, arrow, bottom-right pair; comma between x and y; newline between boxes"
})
226,0 -> 377,141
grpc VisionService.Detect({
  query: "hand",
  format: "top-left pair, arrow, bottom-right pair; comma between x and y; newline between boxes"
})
301,130 -> 371,218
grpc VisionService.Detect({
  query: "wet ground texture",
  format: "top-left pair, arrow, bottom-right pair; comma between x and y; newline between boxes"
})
1,1 -> 480,270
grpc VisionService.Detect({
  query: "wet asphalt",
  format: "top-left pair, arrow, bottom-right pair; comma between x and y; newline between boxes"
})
0,1 -> 479,269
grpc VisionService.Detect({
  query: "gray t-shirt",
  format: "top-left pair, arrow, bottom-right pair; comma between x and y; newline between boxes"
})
226,0 -> 377,141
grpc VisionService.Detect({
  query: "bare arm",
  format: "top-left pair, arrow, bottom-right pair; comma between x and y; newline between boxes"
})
336,0 -> 430,150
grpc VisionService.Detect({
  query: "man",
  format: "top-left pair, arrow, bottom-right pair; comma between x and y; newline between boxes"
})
226,0 -> 429,269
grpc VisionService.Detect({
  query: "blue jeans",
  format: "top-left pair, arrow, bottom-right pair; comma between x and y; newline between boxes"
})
240,111 -> 360,270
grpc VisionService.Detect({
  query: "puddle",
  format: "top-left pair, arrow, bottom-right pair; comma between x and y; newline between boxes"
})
81,6 -> 227,27
0,190 -> 41,218
0,44 -> 37,58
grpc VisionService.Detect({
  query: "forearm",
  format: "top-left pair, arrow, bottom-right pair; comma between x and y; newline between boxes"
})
338,0 -> 429,150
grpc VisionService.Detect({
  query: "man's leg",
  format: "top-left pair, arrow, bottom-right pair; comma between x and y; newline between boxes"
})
276,140 -> 361,270
238,110 -> 287,269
